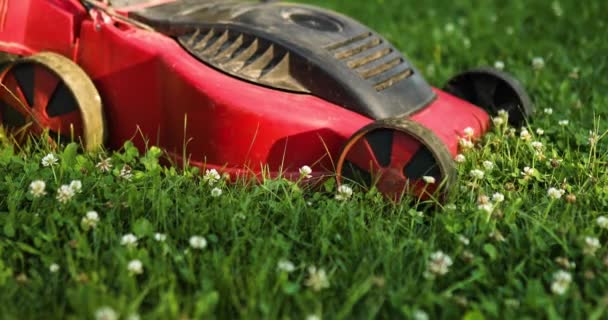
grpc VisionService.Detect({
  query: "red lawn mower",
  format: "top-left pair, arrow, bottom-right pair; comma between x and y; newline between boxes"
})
0,0 -> 533,200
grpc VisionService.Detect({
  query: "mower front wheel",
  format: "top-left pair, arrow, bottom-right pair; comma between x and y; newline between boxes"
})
336,118 -> 455,202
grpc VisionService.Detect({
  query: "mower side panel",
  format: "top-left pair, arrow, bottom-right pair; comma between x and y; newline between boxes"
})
76,21 -> 372,174
411,89 -> 490,155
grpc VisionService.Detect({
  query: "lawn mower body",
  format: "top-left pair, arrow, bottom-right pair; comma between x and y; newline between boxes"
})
0,0 -> 516,199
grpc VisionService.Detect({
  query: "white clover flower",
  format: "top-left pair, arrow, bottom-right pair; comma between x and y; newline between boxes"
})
463,127 -> 475,138
119,165 -> 133,181
469,169 -> 484,179
547,187 -> 565,199
552,1 -> 563,16
492,192 -> 505,203
127,259 -> 143,275
489,230 -> 506,242
478,203 -> 494,214
426,251 -> 453,277
530,141 -> 543,150
69,180 -> 82,194
305,266 -> 330,291
95,306 -> 119,320
29,180 -> 47,198
210,187 -> 223,197
49,263 -> 60,273
520,128 -> 531,141
555,256 -> 576,270
454,154 -> 466,163
299,165 -> 313,179
81,211 -> 100,230
588,131 -> 599,146
444,204 -> 457,211
458,235 -> 470,246
544,108 -> 553,115
154,233 -> 167,242
203,169 -> 221,185
494,61 -> 505,70
335,184 -> 353,201
492,116 -> 505,126
459,138 -> 474,150
413,309 -> 429,320
551,270 -> 572,295
306,315 -> 321,320
536,128 -> 544,135
597,216 -> 608,229
482,161 -> 494,170
558,120 -> 569,126
521,166 -> 535,178
444,23 -> 455,33
96,157 -> 112,172
532,57 -> 545,70
56,185 -> 75,204
189,235 -> 207,249
121,234 -> 138,248
584,237 -> 601,256
422,176 -> 436,184
497,109 -> 509,119
277,259 -> 296,273
41,153 -> 58,167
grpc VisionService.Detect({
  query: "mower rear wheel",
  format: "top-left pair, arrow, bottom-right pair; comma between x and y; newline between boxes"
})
336,118 -> 455,202
0,52 -> 104,151
443,67 -> 534,126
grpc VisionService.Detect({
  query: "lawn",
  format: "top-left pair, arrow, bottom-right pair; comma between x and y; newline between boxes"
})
1,0 -> 608,319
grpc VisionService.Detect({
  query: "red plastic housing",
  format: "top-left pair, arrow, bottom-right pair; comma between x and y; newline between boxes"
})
0,0 -> 490,180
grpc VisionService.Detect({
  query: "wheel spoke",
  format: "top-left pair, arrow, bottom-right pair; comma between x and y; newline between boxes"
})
1,72 -> 33,117
33,66 -> 61,113
389,132 -> 420,170
347,137 -> 382,173
44,110 -> 83,137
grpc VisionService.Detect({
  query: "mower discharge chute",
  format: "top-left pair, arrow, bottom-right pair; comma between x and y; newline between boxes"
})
0,0 -> 533,201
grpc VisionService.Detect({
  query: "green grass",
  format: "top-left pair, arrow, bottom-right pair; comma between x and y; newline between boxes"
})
2,0 -> 608,319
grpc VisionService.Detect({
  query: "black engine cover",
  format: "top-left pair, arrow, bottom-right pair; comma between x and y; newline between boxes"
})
130,0 -> 436,120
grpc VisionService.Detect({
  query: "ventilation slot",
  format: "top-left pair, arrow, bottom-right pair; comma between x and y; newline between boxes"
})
374,69 -> 413,91
260,51 -> 288,78
214,34 -> 245,62
359,58 -> 403,79
334,37 -> 382,60
222,38 -> 261,71
347,48 -> 392,69
200,30 -> 230,56
325,32 -> 372,51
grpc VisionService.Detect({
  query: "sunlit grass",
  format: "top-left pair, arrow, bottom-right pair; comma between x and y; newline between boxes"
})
1,0 -> 608,318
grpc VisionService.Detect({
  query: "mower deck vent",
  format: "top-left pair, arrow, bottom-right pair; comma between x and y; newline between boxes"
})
180,28 -> 307,92
325,32 -> 412,91
374,68 -> 413,91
